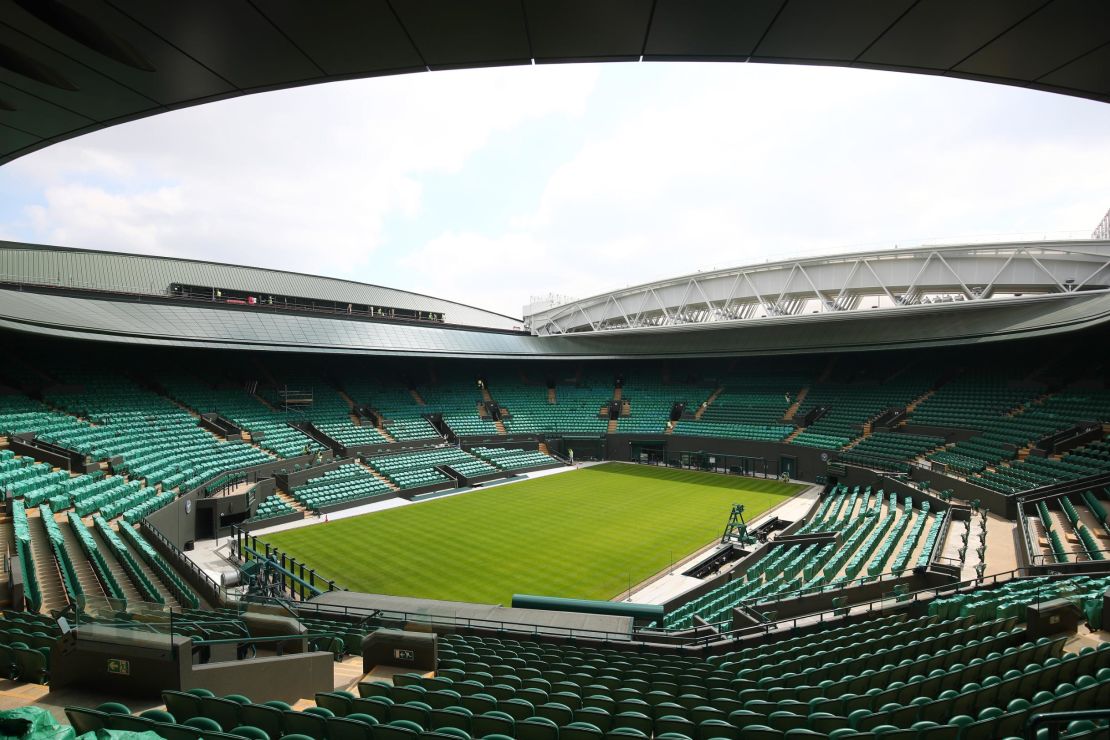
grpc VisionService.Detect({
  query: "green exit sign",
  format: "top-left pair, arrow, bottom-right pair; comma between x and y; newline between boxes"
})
107,659 -> 130,676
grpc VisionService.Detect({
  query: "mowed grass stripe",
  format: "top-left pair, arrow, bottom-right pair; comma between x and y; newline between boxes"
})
263,462 -> 801,605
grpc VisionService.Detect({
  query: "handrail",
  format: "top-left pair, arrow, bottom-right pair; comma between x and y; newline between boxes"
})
729,569 -> 915,611
236,542 -> 332,598
929,509 -> 956,566
140,521 -> 223,604
692,567 -> 1087,648
131,565 -> 1101,651
191,630 -> 343,647
1026,545 -> 1110,566
231,524 -> 342,600
1026,709 -> 1110,739
289,601 -> 650,645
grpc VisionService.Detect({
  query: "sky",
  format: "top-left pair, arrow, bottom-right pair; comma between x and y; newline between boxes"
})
1,62 -> 1109,320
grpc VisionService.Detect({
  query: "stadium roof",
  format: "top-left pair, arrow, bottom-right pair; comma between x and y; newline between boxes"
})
3,239 -> 1110,357
2,273 -> 1109,359
524,240 -> 1110,334
2,1 -> 1109,165
0,241 -> 521,330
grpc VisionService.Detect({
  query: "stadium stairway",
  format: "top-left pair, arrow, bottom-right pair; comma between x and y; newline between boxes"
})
0,516 -> 12,603
356,461 -> 401,492
58,517 -> 106,602
695,386 -> 724,419
27,514 -> 68,613
376,423 -> 397,443
409,389 -> 425,406
88,523 -> 143,606
272,488 -> 310,514
781,386 -> 808,422
903,386 -> 937,414
116,525 -> 181,608
252,392 -> 280,412
335,389 -> 360,420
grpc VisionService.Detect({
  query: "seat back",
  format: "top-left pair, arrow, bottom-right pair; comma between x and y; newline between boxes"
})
283,711 -> 328,740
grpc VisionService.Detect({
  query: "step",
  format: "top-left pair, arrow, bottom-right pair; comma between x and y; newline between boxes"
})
59,519 -> 107,603
89,525 -> 143,605
905,387 -> 936,412
273,489 -> 309,513
28,516 -> 69,613
254,393 -> 280,411
695,387 -> 725,419
116,523 -> 181,609
336,388 -> 358,410
782,386 -> 809,422
357,462 -> 400,492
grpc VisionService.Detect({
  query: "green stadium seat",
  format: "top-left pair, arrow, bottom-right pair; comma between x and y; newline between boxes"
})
185,716 -> 225,733
230,726 -> 271,740
201,696 -> 243,730
240,703 -> 285,739
283,709 -> 329,739
560,722 -> 605,740
106,714 -> 155,733
325,717 -> 373,740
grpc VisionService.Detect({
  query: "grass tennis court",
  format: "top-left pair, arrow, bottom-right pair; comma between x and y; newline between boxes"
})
262,462 -> 802,604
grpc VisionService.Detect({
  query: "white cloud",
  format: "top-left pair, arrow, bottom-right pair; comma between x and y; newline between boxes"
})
2,61 -> 1108,320
444,64 -> 1110,314
4,64 -> 600,277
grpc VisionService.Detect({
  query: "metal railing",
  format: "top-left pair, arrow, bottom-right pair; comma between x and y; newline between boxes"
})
686,568 -> 1074,648
191,631 -> 349,661
231,525 -> 342,600
275,568 -> 1092,650
140,521 -> 223,605
1026,709 -> 1110,739
285,599 -> 648,645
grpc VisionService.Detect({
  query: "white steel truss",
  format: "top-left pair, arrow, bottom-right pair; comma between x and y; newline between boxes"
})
525,240 -> 1110,335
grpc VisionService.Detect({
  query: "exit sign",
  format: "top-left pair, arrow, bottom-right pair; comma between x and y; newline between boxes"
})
107,659 -> 130,676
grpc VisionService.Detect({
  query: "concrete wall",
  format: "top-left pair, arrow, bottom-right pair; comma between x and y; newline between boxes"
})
241,511 -> 304,532
735,571 -> 928,628
603,433 -> 830,480
50,628 -> 334,703
9,434 -> 87,472
49,630 -> 190,699
318,491 -> 399,514
183,651 -> 335,703
906,466 -> 1015,517
145,494 -> 196,551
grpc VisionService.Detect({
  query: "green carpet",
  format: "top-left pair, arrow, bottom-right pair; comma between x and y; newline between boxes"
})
262,462 -> 801,604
